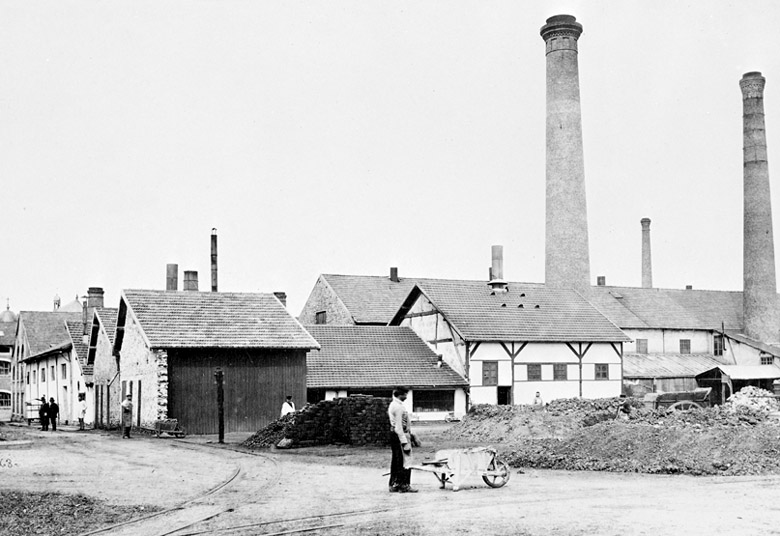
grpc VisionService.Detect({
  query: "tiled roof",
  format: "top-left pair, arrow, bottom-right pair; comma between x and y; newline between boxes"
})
19,311 -> 81,358
0,321 -> 16,346
122,289 -> 320,349
65,321 -> 93,376
623,353 -> 730,379
589,286 -> 744,330
95,307 -> 118,344
321,274 -> 747,333
394,280 -> 629,342
304,325 -> 467,389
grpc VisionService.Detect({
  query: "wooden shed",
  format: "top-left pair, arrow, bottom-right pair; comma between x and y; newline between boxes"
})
114,289 -> 319,434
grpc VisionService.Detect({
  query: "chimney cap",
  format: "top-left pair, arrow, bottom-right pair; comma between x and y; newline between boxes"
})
540,14 -> 583,41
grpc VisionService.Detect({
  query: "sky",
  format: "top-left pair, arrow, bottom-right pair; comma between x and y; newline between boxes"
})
3,1 -> 780,317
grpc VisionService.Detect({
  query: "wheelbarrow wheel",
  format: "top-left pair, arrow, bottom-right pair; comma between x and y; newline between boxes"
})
482,458 -> 511,488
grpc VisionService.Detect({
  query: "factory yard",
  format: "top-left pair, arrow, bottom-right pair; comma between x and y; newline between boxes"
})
3,417 -> 780,536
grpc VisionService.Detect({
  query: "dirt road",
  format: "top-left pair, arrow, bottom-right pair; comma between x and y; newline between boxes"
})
3,425 -> 780,535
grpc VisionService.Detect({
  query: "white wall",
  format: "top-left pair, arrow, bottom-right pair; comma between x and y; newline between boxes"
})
623,328 -> 713,354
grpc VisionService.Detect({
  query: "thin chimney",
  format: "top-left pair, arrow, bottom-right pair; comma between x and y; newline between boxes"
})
488,245 -> 508,291
741,71 -> 780,343
597,276 -> 606,286
211,228 -> 218,292
83,287 -> 104,335
641,218 -> 653,288
273,292 -> 287,307
183,271 -> 199,291
541,15 -> 591,292
166,264 -> 178,291
390,267 -> 399,283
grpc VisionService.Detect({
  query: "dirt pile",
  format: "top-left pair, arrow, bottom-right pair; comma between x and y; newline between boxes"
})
448,390 -> 780,476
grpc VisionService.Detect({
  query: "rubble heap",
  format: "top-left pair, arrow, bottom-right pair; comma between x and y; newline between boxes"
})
242,395 -> 391,449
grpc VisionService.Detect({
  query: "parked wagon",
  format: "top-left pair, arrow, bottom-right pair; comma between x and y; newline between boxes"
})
411,446 -> 511,492
643,387 -> 712,410
25,400 -> 42,425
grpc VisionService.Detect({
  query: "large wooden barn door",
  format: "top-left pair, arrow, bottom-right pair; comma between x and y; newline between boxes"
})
168,349 -> 307,435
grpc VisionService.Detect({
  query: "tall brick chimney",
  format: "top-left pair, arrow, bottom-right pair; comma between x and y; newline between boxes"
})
641,218 -> 653,288
211,228 -> 218,292
166,264 -> 178,291
541,15 -> 591,292
83,287 -> 104,336
183,271 -> 199,291
741,71 -> 780,343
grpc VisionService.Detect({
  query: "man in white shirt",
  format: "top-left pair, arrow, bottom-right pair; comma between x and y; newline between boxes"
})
387,387 -> 417,493
280,395 -> 296,418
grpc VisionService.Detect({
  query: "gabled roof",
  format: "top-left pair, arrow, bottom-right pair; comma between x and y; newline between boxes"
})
120,289 -> 319,349
95,307 -> 118,344
65,321 -> 92,376
304,325 -> 467,389
319,274 -> 421,324
0,320 -> 16,346
392,281 -> 629,343
19,311 -> 82,359
623,353 -> 730,379
589,286 -> 743,330
724,329 -> 780,358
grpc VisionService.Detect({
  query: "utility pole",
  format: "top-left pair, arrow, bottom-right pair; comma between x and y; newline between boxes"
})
214,368 -> 224,444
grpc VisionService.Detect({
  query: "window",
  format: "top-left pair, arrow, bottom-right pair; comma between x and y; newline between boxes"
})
31,370 -> 35,384
680,339 -> 691,354
595,364 -> 609,380
527,364 -> 542,382
636,339 -> 648,354
413,390 -> 454,412
0,361 -> 9,375
315,311 -> 327,324
40,368 -> 45,383
51,366 -> 55,379
714,334 -> 725,356
553,363 -> 567,381
761,354 -> 774,365
0,393 -> 9,408
482,361 -> 498,386
61,364 -> 67,380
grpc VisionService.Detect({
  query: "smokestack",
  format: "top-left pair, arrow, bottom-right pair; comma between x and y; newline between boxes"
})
741,71 -> 780,343
183,271 -> 199,291
166,264 -> 178,291
211,228 -> 218,292
53,294 -> 60,311
273,292 -> 287,307
488,245 -> 507,291
541,15 -> 591,292
390,267 -> 399,283
641,218 -> 653,288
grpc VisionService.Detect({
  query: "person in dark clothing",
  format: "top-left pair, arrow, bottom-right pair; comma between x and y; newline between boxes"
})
48,398 -> 59,431
39,397 -> 49,431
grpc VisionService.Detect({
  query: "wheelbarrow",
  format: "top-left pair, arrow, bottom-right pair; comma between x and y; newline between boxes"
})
410,446 -> 511,491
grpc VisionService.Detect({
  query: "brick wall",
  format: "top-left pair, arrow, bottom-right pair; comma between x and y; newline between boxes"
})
286,395 -> 391,446
298,276 -> 355,325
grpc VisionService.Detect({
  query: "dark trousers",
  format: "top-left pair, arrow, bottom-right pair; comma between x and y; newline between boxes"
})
41,418 -> 48,431
49,416 -> 57,431
123,426 -> 131,438
388,432 -> 410,488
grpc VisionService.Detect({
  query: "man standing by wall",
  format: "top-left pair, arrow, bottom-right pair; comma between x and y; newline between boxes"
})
387,387 -> 417,493
48,398 -> 59,432
121,394 -> 133,439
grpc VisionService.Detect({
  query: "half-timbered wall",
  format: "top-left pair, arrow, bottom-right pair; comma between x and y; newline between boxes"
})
399,295 -> 467,376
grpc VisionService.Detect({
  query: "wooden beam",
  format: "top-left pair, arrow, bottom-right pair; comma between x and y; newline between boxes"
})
428,338 -> 454,345
403,310 -> 440,319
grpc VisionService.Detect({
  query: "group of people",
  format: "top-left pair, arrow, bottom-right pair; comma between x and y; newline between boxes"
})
36,397 -> 59,431
35,393 -> 90,431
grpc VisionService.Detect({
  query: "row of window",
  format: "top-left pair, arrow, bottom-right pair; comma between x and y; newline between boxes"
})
25,364 -> 68,384
481,362 -> 611,384
634,335 -> 726,356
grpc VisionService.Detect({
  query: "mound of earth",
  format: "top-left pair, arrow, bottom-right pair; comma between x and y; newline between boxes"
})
448,390 -> 780,476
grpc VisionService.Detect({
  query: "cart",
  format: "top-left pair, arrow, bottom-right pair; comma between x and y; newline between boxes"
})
25,400 -> 43,425
643,387 -> 712,410
411,446 -> 511,492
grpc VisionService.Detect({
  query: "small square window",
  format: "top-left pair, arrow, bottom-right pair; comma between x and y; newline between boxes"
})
40,368 -> 45,383
714,335 -> 725,356
553,363 -> 567,381
61,363 -> 67,380
482,361 -> 498,386
680,339 -> 691,354
595,364 -> 609,380
315,311 -> 327,325
761,355 -> 774,365
636,339 -> 648,354
527,364 -> 542,381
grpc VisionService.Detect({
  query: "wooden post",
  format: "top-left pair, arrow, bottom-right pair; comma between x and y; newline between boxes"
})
214,368 -> 224,444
